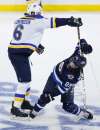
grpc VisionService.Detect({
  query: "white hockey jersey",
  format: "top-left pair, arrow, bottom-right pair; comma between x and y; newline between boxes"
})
9,15 -> 55,51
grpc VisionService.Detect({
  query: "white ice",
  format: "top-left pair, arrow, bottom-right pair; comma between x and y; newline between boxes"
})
0,11 -> 100,130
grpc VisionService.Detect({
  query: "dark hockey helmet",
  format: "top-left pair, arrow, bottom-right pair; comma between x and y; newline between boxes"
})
70,55 -> 87,68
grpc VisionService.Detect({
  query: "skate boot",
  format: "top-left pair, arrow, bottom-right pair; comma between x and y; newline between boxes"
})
29,109 -> 38,119
11,106 -> 28,117
21,100 -> 34,111
78,109 -> 93,120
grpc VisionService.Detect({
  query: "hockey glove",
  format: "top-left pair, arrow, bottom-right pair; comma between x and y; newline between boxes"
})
80,39 -> 93,54
36,44 -> 44,55
67,16 -> 83,27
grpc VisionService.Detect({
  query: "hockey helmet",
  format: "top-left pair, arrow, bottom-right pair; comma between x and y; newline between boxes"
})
70,55 -> 87,68
26,3 -> 42,16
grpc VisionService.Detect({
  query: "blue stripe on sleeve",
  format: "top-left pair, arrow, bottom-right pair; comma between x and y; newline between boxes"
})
52,68 -> 66,93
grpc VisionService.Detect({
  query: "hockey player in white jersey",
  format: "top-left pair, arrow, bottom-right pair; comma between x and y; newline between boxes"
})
8,3 -> 83,117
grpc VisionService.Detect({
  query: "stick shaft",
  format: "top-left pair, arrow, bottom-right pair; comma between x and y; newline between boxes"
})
77,27 -> 87,109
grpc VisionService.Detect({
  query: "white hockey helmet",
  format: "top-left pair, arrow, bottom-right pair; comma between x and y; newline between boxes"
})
26,3 -> 42,16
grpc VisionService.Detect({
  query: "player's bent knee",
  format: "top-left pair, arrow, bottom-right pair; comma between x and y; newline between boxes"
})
38,93 -> 54,107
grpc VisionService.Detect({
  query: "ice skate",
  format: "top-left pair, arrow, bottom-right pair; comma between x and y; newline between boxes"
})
21,100 -> 34,111
29,109 -> 38,119
77,109 -> 93,120
11,106 -> 29,118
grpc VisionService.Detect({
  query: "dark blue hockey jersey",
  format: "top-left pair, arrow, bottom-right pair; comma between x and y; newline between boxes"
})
52,44 -> 82,93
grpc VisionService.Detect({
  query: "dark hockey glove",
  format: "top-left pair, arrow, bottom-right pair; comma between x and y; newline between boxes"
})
36,44 -> 44,55
67,16 -> 83,27
80,39 -> 93,54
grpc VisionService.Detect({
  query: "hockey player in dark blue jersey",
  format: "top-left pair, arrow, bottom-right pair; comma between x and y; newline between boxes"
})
28,39 -> 93,120
8,2 -> 83,118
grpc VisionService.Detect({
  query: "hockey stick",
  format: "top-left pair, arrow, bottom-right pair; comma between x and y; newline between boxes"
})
77,27 -> 87,109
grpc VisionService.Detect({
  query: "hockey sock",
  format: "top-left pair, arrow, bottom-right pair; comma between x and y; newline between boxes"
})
13,82 -> 31,108
25,87 -> 31,101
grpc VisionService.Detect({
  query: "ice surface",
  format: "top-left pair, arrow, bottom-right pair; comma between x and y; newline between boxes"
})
0,12 -> 100,130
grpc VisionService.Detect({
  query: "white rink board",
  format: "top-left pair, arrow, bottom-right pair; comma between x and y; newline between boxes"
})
0,0 -> 25,4
43,0 -> 100,4
0,0 -> 100,5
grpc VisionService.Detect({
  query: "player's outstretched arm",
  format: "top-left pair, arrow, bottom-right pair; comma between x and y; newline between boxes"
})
55,16 -> 83,27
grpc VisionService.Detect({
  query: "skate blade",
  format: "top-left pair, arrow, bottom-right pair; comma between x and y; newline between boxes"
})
74,115 -> 90,122
22,109 -> 30,114
75,116 -> 85,121
10,115 -> 31,121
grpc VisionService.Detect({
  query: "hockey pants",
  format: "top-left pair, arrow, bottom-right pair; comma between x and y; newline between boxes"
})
33,73 -> 80,115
